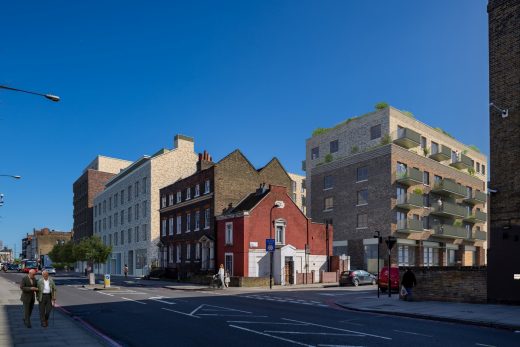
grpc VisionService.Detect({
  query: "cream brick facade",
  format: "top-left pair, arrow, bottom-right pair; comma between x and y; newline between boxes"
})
93,135 -> 198,276
288,172 -> 306,215
83,155 -> 133,174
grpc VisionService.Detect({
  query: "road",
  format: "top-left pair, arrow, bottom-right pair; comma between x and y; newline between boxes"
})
2,272 -> 518,347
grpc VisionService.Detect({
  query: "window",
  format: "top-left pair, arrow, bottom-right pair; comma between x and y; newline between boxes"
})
114,213 -> 118,227
195,211 -> 200,230
176,244 -> 181,263
114,193 -> 118,208
422,215 -> 430,229
128,207 -> 132,223
109,216 -> 112,229
142,177 -> 147,194
204,209 -> 210,229
357,213 -> 368,228
121,210 -> 125,225
142,200 -> 147,217
135,203 -> 139,220
135,226 -> 140,242
357,189 -> 368,205
423,194 -> 430,208
176,191 -> 182,203
420,136 -> 427,150
161,196 -> 167,208
292,180 -> 297,192
204,180 -> 210,194
396,162 -> 407,177
103,200 -> 106,213
311,147 -> 319,160
94,222 -> 97,233
103,218 -> 106,231
103,235 -> 106,245
324,175 -> 334,190
195,243 -> 201,259
177,216 -> 182,234
169,194 -> 174,206
135,181 -> 139,198
141,224 -> 147,241
482,164 -> 486,175
330,140 -> 339,153
423,247 -> 439,266
121,230 -> 125,245
398,245 -> 415,266
357,166 -> 368,182
169,217 -> 174,235
370,124 -> 381,140
128,229 -> 132,243
301,180 -> 305,193
114,232 -> 118,246
186,213 -> 191,232
109,197 -> 112,211
446,249 -> 456,266
128,186 -> 132,202
225,222 -> 233,245
186,244 -> 191,260
431,141 -> 439,155
434,175 -> 442,185
168,246 -> 173,263
476,162 -> 481,173
275,221 -> 285,245
423,171 -> 430,185
292,193 -> 297,201
324,197 -> 334,211
397,187 -> 406,204
225,253 -> 233,276
186,187 -> 191,200
162,219 -> 167,236
109,234 -> 112,246
194,184 -> 200,197
120,190 -> 124,205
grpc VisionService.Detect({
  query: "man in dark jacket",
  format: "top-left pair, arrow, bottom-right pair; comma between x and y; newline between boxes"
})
20,269 -> 38,328
401,268 -> 417,301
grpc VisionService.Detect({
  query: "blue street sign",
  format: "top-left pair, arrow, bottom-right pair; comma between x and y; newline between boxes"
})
266,238 -> 275,252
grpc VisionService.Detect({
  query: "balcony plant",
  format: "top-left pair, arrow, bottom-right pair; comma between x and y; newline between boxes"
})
453,220 -> 463,227
468,167 -> 476,176
413,188 -> 423,195
351,145 -> 359,154
380,134 -> 391,145
324,154 -> 333,163
423,147 -> 430,156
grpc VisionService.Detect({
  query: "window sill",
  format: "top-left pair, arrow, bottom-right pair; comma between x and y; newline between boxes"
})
323,209 -> 333,212
194,228 -> 200,232
323,187 -> 333,191
356,227 -> 368,230
356,203 -> 368,207
356,179 -> 368,183
225,243 -> 233,246
204,226 -> 210,230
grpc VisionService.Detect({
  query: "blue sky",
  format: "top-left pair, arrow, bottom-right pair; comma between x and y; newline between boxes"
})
0,0 -> 488,254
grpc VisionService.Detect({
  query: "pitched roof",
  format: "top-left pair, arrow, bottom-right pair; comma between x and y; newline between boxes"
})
229,188 -> 270,213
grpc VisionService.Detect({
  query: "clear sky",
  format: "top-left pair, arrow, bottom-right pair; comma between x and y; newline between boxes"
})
0,0 -> 489,255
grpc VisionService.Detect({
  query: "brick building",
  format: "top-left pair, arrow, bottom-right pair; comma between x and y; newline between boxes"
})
21,235 -> 33,259
73,156 -> 132,243
306,106 -> 488,272
487,0 -> 520,303
28,228 -> 73,260
288,173 -> 307,215
158,150 -> 293,279
216,185 -> 331,285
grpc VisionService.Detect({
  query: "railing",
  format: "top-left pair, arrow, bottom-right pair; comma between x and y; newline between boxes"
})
465,190 -> 487,204
472,230 -> 487,241
465,210 -> 487,223
432,179 -> 466,197
450,152 -> 473,168
433,224 -> 468,239
396,219 -> 424,232
396,193 -> 423,207
429,144 -> 451,161
430,201 -> 466,218
393,128 -> 421,148
396,167 -> 423,184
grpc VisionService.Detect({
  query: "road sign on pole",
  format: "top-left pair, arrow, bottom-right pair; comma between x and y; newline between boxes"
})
266,239 -> 275,253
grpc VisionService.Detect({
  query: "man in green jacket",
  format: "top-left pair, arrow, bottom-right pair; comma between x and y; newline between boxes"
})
37,270 -> 57,328
19,269 -> 38,328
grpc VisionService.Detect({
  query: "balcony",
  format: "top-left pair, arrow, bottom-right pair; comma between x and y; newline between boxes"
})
472,230 -> 487,241
431,179 -> 466,198
393,127 -> 421,149
430,201 -> 466,218
464,190 -> 487,205
396,219 -> 424,233
429,144 -> 451,162
463,210 -> 487,224
396,193 -> 423,210
450,153 -> 473,170
396,167 -> 423,186
433,224 -> 468,239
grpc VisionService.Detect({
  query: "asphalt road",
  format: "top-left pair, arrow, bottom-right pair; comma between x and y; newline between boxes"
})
3,272 -> 519,347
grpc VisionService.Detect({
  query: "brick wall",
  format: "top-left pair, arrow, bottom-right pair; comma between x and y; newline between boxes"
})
400,266 -> 487,303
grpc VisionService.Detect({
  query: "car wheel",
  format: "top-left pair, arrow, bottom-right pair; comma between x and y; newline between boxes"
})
371,278 -> 376,285
353,279 -> 359,287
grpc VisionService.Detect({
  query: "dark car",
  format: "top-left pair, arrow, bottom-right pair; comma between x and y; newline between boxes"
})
8,264 -> 20,271
339,270 -> 377,287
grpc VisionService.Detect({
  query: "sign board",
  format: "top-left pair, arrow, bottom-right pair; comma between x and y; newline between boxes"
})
104,274 -> 111,288
385,237 -> 397,250
514,274 -> 520,280
249,242 -> 258,248
266,239 -> 275,252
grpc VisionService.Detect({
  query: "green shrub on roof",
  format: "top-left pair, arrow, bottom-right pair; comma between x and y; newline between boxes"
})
468,145 -> 480,153
434,127 -> 455,139
312,128 -> 330,136
375,102 -> 389,110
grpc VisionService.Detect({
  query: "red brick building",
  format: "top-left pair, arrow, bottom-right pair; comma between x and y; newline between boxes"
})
216,185 -> 332,285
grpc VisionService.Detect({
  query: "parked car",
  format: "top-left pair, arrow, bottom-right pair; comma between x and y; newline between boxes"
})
8,264 -> 20,271
378,266 -> 400,293
339,270 -> 377,287
42,266 -> 56,275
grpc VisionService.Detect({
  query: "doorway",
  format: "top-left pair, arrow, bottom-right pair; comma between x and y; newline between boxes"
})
284,256 -> 294,285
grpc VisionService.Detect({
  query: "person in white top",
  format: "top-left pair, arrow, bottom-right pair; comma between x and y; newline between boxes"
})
218,264 -> 225,289
37,270 -> 56,328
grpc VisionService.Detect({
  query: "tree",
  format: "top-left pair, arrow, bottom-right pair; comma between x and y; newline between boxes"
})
48,241 -> 77,269
75,236 -> 112,271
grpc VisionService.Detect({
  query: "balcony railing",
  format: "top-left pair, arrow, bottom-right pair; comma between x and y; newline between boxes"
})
472,230 -> 487,241
393,127 -> 421,149
429,144 -> 452,161
396,219 -> 424,233
396,167 -> 423,186
431,179 -> 466,198
430,201 -> 466,218
433,224 -> 468,239
396,193 -> 423,210
463,190 -> 487,205
463,210 -> 487,224
450,153 -> 473,170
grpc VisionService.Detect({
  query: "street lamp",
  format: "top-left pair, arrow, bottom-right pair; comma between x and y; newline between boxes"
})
373,231 -> 382,298
0,85 -> 60,102
0,175 -> 21,179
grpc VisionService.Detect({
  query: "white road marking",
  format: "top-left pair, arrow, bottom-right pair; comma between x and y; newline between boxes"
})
229,325 -> 313,347
189,304 -> 205,316
394,329 -> 433,338
475,344 -> 496,347
318,345 -> 366,347
282,318 -> 392,341
97,292 -> 114,297
162,307 -> 200,319
148,297 -> 175,305
121,297 -> 146,305
264,331 -> 365,336
227,321 -> 308,325
339,320 -> 364,327
198,314 -> 268,317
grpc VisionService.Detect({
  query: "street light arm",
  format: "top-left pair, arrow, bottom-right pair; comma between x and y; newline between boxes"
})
0,175 -> 21,179
0,85 -> 60,102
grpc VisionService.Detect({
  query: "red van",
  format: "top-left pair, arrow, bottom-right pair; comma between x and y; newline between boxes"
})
378,266 -> 399,293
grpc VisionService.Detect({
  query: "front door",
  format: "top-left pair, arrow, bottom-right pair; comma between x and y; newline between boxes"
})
284,257 -> 294,285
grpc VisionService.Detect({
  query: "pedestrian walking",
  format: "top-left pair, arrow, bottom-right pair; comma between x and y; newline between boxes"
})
19,269 -> 38,328
401,268 -> 417,301
218,264 -> 225,289
224,270 -> 230,288
37,270 -> 57,328
123,264 -> 129,279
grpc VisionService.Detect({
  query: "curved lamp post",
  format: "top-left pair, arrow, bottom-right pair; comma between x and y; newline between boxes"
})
0,85 -> 60,102
0,175 -> 21,179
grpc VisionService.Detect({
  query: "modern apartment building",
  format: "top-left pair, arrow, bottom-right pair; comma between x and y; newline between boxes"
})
93,135 -> 198,277
158,149 -> 293,279
288,173 -> 307,215
306,106 -> 488,272
488,0 -> 520,303
73,156 -> 132,243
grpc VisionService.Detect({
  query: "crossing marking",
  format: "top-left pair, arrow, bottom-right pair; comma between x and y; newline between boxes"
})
394,329 -> 432,338
229,325 -> 313,347
121,297 -> 146,305
162,307 -> 200,319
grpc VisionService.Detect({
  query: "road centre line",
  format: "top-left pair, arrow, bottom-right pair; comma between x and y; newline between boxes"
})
148,298 -> 175,305
97,292 -> 114,297
282,318 -> 391,341
121,297 -> 146,305
393,329 -> 433,338
162,307 -> 200,319
264,331 -> 365,337
475,344 -> 496,347
227,321 -> 308,325
198,314 -> 268,317
318,345 -> 366,347
229,325 -> 313,347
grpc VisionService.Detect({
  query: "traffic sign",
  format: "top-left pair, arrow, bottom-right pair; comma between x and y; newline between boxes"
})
266,239 -> 275,252
385,236 -> 397,250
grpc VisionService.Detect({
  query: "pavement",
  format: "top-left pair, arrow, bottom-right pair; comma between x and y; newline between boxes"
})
0,275 -> 109,347
163,282 -> 340,291
337,294 -> 520,331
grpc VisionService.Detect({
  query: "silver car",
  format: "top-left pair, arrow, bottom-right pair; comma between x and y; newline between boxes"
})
43,266 -> 56,275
